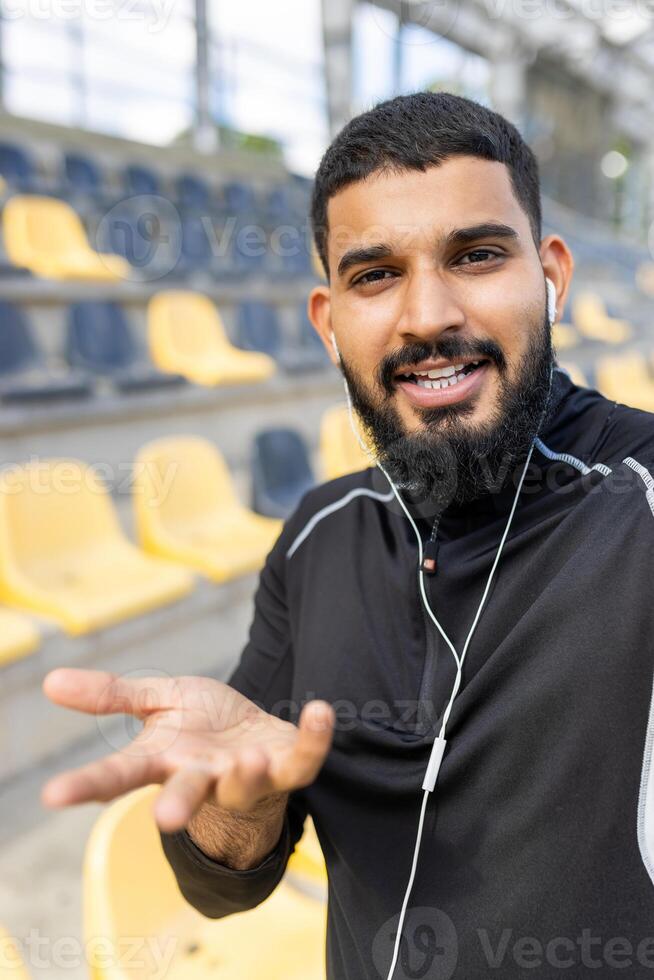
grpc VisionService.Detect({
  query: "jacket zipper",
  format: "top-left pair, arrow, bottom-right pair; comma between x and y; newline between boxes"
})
422,513 -> 441,575
413,513 -> 443,736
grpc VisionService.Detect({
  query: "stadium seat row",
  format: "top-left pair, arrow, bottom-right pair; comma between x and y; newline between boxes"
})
0,293 -> 329,403
0,413 -> 369,650
0,139 -> 312,225
559,348 -> 654,412
553,291 -> 634,349
2,194 -> 317,282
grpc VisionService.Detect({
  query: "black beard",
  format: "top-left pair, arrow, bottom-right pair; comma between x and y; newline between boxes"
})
339,308 -> 556,515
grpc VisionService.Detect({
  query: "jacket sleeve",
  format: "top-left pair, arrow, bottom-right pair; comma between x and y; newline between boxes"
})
158,515 -> 309,919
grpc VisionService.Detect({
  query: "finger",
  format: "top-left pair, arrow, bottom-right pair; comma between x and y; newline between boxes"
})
272,700 -> 335,790
153,766 -> 215,833
215,746 -> 275,812
42,668 -> 179,719
41,749 -> 164,808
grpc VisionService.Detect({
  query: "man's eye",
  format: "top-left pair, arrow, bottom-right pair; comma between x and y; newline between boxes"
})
353,269 -> 397,286
456,249 -> 501,265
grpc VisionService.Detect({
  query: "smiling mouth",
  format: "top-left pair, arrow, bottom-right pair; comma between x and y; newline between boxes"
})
395,359 -> 489,390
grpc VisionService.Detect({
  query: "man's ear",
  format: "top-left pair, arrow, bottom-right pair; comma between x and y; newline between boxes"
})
307,286 -> 339,368
539,234 -> 574,324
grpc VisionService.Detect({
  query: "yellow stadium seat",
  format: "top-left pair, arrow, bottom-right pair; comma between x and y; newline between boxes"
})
0,459 -> 193,636
320,405 -> 372,481
0,927 -> 30,979
147,291 -> 276,386
83,784 -> 327,980
552,321 -> 579,350
572,291 -> 632,344
3,195 -> 129,281
134,436 -> 282,583
595,350 -> 654,412
286,816 -> 328,901
557,361 -> 589,388
636,261 -> 654,298
0,608 -> 39,667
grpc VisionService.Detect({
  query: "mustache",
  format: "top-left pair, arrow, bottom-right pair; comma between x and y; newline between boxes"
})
377,340 -> 505,394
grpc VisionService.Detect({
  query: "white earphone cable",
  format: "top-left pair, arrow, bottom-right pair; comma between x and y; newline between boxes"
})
337,354 -> 554,980
378,432 -> 539,980
379,429 -> 540,980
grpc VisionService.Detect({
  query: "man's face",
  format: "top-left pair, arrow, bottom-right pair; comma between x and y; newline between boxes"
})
309,156 -> 573,510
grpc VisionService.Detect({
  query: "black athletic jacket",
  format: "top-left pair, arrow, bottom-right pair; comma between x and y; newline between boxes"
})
160,366 -> 654,979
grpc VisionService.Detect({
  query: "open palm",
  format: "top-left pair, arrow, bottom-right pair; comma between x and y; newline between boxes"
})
41,668 -> 334,833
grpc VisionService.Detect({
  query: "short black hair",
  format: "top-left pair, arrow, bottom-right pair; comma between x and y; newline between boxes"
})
311,90 -> 542,278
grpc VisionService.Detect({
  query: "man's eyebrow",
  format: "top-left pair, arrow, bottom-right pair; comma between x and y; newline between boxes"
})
442,222 -> 520,249
335,223 -> 520,279
337,243 -> 393,279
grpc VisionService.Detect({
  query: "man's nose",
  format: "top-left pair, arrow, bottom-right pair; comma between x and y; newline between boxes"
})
396,271 -> 466,345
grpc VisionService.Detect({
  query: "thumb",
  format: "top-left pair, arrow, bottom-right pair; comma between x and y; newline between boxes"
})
288,700 -> 335,782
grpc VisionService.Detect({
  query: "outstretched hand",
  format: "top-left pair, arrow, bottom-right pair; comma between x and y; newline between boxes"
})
41,668 -> 335,833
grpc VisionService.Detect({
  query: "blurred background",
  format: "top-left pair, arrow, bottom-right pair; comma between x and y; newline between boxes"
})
1,0 -> 654,976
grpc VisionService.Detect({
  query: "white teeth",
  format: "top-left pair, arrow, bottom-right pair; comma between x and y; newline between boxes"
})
417,377 -> 453,389
412,363 -> 470,379
401,360 -> 486,389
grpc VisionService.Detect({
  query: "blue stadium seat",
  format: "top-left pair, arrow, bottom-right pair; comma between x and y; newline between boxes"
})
231,225 -> 268,279
175,173 -> 212,212
280,241 -> 314,279
0,301 -> 92,403
266,179 -> 311,227
66,301 -> 186,392
236,301 -> 282,359
178,214 -> 214,273
63,151 -> 104,198
0,142 -> 38,192
222,181 -> 258,217
251,427 -> 315,519
290,173 -> 313,213
236,302 -> 328,373
176,214 -> 258,279
265,183 -> 295,225
97,197 -> 180,277
124,164 -> 161,197
177,215 -> 274,280
296,304 -> 330,368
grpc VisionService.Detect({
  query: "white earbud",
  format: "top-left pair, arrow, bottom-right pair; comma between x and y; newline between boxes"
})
331,332 -> 341,363
546,277 -> 557,327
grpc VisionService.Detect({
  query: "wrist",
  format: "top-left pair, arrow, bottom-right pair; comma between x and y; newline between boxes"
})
186,793 -> 288,870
